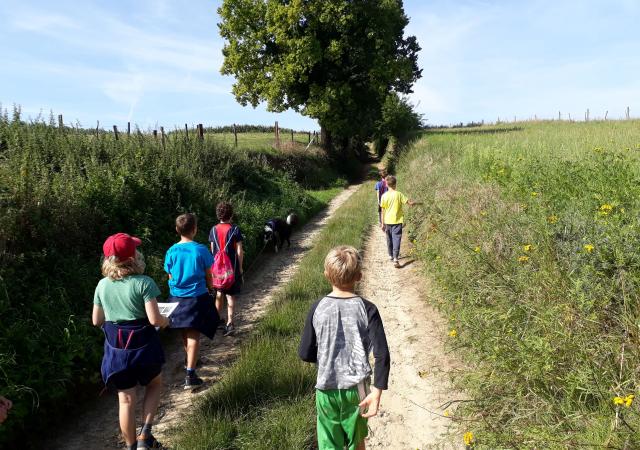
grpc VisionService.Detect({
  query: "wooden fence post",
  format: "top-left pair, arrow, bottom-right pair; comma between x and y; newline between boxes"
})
113,125 -> 119,141
153,129 -> 158,138
185,124 -> 189,139
58,114 -> 63,129
558,111 -> 561,121
308,131 -> 311,143
626,106 -> 630,120
568,113 -> 572,122
197,124 -> 204,139
291,129 -> 294,142
127,122 -> 131,136
275,121 -> 280,149
96,120 -> 100,137
605,111 -> 608,120
160,126 -> 165,148
233,123 -> 238,147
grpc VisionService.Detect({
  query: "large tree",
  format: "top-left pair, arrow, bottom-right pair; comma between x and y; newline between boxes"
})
218,0 -> 421,149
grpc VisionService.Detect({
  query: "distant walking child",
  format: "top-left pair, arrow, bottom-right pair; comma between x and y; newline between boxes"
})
374,168 -> 388,224
299,246 -> 390,450
379,175 -> 420,268
164,213 -> 220,389
93,233 -> 169,450
209,202 -> 244,337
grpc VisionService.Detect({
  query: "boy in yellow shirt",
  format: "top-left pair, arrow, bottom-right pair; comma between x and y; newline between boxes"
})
379,175 -> 420,268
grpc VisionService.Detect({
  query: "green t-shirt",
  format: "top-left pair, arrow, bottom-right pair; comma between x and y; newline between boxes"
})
93,275 -> 161,323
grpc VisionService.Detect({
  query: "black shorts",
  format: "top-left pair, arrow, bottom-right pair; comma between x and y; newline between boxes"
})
110,364 -> 162,391
216,276 -> 242,296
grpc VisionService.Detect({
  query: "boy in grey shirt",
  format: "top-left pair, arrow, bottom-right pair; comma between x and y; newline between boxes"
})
299,246 -> 390,450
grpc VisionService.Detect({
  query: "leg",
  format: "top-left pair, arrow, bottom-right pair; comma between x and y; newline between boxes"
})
316,390 -> 345,450
141,374 -> 162,430
392,224 -> 403,260
117,388 -> 137,446
226,295 -> 235,325
356,440 -> 366,450
181,329 -> 188,355
216,291 -> 225,317
385,226 -> 394,258
184,328 -> 201,369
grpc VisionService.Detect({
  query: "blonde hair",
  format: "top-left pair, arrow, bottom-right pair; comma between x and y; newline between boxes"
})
101,250 -> 146,280
324,246 -> 362,288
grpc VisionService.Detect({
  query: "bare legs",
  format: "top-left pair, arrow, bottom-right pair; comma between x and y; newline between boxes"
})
181,328 -> 201,368
117,374 -> 162,446
216,292 -> 236,325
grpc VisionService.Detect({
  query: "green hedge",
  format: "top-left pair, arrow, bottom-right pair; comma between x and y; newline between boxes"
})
0,110 -> 353,446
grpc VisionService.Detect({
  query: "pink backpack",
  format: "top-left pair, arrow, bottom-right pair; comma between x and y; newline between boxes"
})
210,226 -> 235,290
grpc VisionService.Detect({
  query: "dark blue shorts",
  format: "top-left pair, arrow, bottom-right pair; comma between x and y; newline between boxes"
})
110,364 -> 162,391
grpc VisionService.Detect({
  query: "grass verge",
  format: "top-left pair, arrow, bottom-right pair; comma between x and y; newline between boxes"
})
170,181 -> 375,449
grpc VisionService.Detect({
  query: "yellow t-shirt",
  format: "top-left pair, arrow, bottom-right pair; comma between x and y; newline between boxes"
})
380,190 -> 408,224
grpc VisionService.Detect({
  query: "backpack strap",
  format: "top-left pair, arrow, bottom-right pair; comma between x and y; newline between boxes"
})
213,225 -> 234,253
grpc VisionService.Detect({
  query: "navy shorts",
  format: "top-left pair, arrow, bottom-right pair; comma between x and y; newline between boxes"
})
216,276 -> 242,296
110,364 -> 162,391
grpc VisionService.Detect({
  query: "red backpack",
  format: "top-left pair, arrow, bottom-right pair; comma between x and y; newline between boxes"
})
210,225 -> 236,290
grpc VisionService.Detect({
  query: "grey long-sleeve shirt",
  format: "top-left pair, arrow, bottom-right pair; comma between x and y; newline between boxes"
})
298,295 -> 390,390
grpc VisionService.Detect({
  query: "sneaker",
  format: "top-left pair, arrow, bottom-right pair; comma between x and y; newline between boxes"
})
223,323 -> 235,337
217,317 -> 227,330
389,256 -> 394,262
393,260 -> 400,268
184,372 -> 204,390
137,433 -> 165,449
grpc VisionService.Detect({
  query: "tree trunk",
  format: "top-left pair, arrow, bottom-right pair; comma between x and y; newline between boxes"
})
320,125 -> 332,151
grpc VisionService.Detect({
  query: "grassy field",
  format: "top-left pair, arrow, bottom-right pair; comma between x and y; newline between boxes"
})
170,181 -> 376,449
396,120 -> 640,448
204,131 -> 314,150
0,112 -> 355,447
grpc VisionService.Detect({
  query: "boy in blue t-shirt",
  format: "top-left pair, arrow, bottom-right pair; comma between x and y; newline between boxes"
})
164,213 -> 219,389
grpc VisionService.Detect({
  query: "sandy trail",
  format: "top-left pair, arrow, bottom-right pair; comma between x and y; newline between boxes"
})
360,225 -> 464,449
46,183 -> 361,450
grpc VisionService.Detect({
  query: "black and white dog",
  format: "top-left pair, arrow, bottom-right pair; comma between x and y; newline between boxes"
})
264,213 -> 298,252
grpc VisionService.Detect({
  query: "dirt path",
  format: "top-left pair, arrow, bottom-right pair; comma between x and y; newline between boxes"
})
46,183 -> 362,450
360,225 -> 464,449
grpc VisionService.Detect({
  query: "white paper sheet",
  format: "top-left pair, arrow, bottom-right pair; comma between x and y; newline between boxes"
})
157,302 -> 179,318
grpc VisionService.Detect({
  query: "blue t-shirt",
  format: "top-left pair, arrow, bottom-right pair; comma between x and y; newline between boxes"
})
164,241 -> 214,297
375,179 -> 388,202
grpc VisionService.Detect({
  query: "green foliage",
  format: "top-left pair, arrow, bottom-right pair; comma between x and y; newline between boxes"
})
171,182 -> 376,449
218,0 -> 421,144
375,92 -> 422,151
399,121 -> 640,448
0,110 -> 353,446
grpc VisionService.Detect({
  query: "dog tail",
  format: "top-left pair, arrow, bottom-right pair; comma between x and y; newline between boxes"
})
286,212 -> 299,226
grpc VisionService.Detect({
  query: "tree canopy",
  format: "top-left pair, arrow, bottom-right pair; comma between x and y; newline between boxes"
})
218,0 -> 421,148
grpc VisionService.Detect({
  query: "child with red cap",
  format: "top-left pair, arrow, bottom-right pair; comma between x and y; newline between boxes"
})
93,233 -> 169,450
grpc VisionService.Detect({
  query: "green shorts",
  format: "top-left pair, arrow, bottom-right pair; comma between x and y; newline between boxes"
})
316,387 -> 368,450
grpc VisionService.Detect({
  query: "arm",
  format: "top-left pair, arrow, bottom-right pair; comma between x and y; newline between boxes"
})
407,199 -> 422,206
236,241 -> 244,274
92,304 -> 105,327
298,302 -> 319,363
145,299 -> 170,328
0,396 -> 12,424
205,270 -> 214,291
359,300 -> 391,418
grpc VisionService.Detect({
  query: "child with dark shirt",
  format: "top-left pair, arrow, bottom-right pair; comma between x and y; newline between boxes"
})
209,202 -> 244,337
299,246 -> 390,450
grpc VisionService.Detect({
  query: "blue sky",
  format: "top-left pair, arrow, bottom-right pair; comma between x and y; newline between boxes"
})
1,0 -> 639,129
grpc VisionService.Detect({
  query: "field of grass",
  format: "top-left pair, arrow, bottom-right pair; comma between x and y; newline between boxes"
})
204,131 -> 314,150
397,120 -> 640,448
0,111 -> 356,446
170,181 -> 376,449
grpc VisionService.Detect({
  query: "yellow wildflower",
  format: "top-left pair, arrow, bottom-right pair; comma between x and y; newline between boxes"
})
584,244 -> 594,253
599,204 -> 613,215
473,246 -> 481,253
449,329 -> 457,338
531,191 -> 538,197
547,215 -> 558,224
625,394 -> 635,407
518,255 -> 529,263
463,431 -> 474,446
614,396 -> 625,406
480,210 -> 487,216
444,410 -> 451,417
523,244 -> 533,252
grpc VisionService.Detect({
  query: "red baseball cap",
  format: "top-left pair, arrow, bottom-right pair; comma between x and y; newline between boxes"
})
102,233 -> 142,260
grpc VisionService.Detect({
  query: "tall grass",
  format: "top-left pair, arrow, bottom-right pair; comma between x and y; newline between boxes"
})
171,182 -> 376,449
397,120 -> 640,448
0,109 -> 355,446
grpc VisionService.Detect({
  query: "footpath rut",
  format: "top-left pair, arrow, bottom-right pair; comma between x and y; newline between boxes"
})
47,184 -> 361,450
360,225 -> 464,449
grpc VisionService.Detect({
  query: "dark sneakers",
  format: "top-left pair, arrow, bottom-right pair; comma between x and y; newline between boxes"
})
184,371 -> 204,390
223,323 -> 235,336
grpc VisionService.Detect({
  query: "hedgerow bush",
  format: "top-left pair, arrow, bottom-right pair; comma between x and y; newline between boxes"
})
0,108 -> 350,446
398,121 -> 640,448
